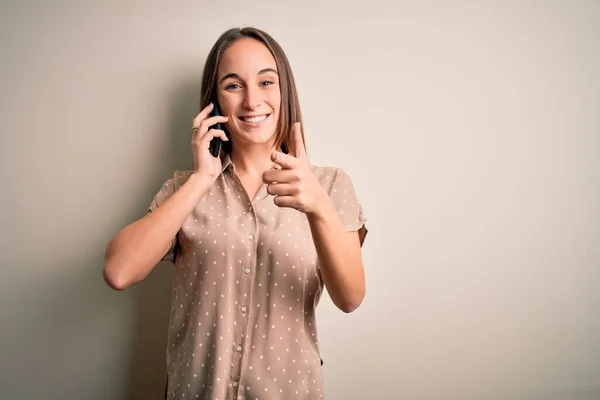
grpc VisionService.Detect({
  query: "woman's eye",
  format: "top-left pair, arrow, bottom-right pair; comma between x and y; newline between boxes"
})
261,80 -> 274,86
225,83 -> 241,90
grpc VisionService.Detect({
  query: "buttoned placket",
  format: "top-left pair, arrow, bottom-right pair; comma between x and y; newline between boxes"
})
227,170 -> 262,400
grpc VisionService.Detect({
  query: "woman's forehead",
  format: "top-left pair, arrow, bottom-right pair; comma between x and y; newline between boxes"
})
218,38 -> 277,77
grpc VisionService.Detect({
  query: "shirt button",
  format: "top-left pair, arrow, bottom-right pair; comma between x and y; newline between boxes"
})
232,381 -> 239,388
240,306 -> 247,313
244,268 -> 250,274
236,345 -> 243,352
248,234 -> 254,241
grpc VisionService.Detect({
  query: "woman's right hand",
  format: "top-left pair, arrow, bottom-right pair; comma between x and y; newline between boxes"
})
191,103 -> 229,183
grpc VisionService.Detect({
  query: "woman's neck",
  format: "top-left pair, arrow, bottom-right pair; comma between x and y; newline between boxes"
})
230,143 -> 279,178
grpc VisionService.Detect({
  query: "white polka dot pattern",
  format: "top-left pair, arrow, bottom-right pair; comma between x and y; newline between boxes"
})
147,156 -> 367,399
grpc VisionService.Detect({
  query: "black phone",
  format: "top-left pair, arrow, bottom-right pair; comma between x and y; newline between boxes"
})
209,100 -> 224,157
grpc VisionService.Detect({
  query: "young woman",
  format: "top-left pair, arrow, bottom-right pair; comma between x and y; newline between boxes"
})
104,26 -> 368,400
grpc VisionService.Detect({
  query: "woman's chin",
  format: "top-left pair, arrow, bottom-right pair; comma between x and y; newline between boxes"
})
242,136 -> 277,148
231,128 -> 278,147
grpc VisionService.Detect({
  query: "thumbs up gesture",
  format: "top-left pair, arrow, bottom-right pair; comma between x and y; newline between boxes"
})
262,122 -> 328,215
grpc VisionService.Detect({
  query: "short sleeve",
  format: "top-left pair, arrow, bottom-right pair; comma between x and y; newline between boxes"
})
147,171 -> 181,263
328,168 -> 368,246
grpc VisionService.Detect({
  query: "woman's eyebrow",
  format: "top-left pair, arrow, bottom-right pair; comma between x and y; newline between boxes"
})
219,68 -> 279,85
258,68 -> 278,76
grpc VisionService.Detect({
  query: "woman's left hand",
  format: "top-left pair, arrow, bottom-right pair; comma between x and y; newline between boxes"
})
263,122 -> 328,215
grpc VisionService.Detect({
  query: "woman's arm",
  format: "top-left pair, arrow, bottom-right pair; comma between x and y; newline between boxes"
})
103,173 -> 211,291
307,195 -> 366,313
104,104 -> 230,290
262,123 -> 367,313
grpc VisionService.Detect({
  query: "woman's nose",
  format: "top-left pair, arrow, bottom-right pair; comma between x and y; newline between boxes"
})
243,87 -> 262,110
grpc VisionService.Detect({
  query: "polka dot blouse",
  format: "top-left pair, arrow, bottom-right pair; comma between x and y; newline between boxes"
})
147,154 -> 367,400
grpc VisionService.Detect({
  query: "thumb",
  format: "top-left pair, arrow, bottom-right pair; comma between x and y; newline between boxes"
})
291,122 -> 305,158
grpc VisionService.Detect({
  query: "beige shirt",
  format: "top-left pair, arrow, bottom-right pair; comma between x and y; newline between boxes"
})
148,154 -> 367,400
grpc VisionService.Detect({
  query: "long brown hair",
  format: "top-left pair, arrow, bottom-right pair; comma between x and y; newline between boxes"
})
200,27 -> 305,156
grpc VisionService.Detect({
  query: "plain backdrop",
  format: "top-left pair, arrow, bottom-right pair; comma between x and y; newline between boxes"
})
1,1 -> 599,399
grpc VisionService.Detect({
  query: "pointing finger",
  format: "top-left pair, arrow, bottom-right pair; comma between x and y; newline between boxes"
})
271,150 -> 298,170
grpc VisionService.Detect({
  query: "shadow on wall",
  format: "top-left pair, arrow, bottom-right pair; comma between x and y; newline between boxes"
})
125,75 -> 200,400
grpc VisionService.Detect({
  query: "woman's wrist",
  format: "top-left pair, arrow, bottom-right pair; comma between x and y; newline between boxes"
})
187,172 -> 213,198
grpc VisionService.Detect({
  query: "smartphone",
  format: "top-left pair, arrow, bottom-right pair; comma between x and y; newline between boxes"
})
209,100 -> 224,157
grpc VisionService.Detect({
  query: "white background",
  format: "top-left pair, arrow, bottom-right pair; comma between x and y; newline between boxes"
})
1,1 -> 598,399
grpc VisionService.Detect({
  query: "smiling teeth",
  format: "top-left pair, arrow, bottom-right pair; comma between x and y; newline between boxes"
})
242,115 -> 267,123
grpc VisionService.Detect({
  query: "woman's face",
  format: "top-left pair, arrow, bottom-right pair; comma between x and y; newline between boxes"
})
216,37 -> 281,149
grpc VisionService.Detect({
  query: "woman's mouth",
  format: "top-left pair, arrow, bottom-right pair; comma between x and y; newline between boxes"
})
238,114 -> 270,126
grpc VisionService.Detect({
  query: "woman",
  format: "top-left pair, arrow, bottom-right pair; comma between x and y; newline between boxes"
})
103,27 -> 368,400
